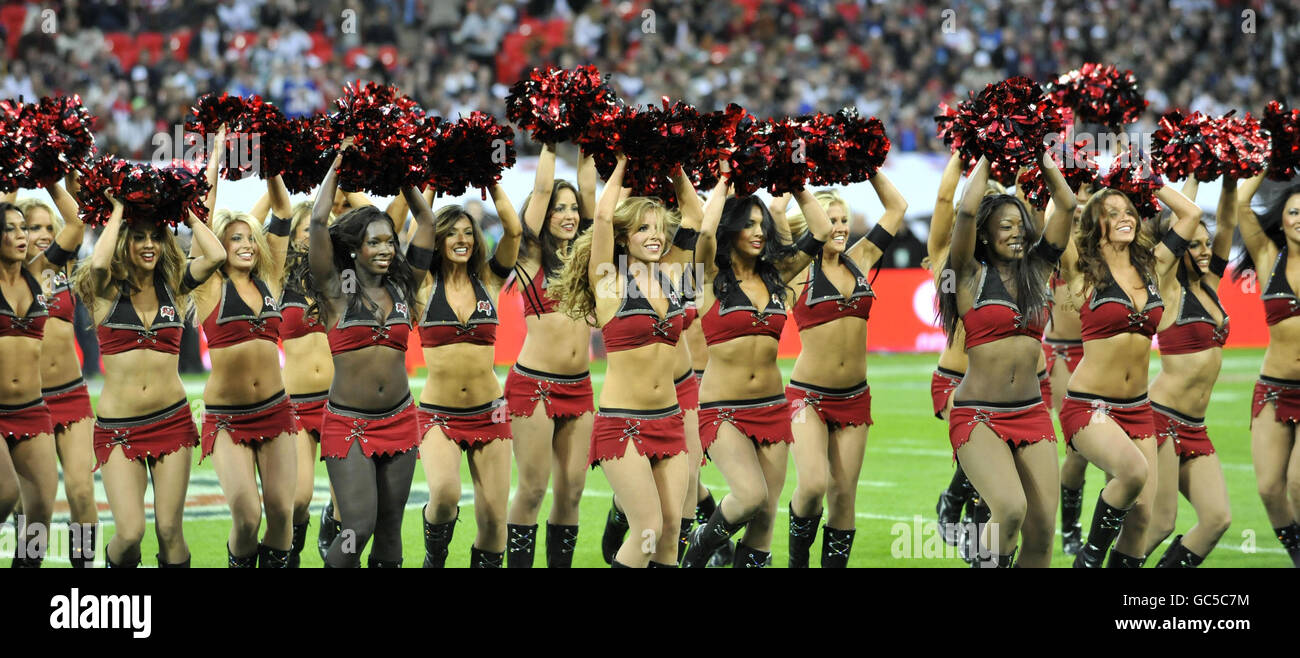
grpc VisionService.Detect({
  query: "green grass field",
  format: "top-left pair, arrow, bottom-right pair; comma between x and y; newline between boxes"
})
23,348 -> 1295,567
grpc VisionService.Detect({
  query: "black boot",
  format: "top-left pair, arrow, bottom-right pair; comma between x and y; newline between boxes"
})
69,522 -> 97,568
677,518 -> 692,565
732,543 -> 770,568
788,503 -> 821,568
601,502 -> 628,565
648,561 -> 677,568
546,523 -> 579,568
228,544 -> 258,568
936,464 -> 973,546
422,505 -> 458,569
507,523 -> 538,568
1073,492 -> 1131,568
973,546 -> 1018,568
821,526 -> 856,568
318,502 -> 340,561
105,552 -> 139,568
287,520 -> 309,568
682,507 -> 746,569
695,490 -> 717,526
1106,549 -> 1147,568
1060,483 -> 1085,556
1155,535 -> 1204,568
367,555 -> 403,568
10,556 -> 43,568
258,543 -> 292,568
959,498 -> 991,565
158,553 -> 191,568
470,546 -> 503,568
1274,523 -> 1300,568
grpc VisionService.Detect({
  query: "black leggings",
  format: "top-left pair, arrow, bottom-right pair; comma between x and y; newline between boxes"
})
324,441 -> 418,567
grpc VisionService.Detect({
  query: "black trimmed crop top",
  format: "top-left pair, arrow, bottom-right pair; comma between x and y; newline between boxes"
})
0,269 -> 49,340
701,282 -> 787,346
961,264 -> 1048,349
418,274 -> 499,347
325,282 -> 413,355
792,254 -> 874,331
201,276 -> 282,349
96,272 -> 185,355
602,270 -> 684,353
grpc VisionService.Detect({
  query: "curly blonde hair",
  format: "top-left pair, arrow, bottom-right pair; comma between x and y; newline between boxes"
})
786,190 -> 849,239
71,219 -> 192,322
212,209 -> 274,281
15,198 -> 62,233
551,196 -> 667,324
1074,188 -> 1157,291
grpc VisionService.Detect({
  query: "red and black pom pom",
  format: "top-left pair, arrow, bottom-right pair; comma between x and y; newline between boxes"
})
428,111 -> 516,198
1153,109 -> 1270,181
1046,63 -> 1148,130
331,81 -> 440,197
1262,100 -> 1300,181
1017,139 -> 1098,209
277,114 -> 341,195
0,96 -> 98,191
934,77 -> 1067,174
1099,146 -> 1164,219
78,156 -> 210,229
507,65 -> 621,145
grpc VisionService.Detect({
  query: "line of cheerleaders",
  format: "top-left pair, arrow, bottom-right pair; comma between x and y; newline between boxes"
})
2,127 -> 1300,569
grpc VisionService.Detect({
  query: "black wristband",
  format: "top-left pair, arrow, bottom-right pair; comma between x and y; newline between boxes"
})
181,262 -> 202,293
266,215 -> 292,237
1031,238 -> 1066,264
866,224 -> 894,253
1209,253 -> 1228,277
1161,230 -> 1190,259
795,231 -> 826,256
488,256 -> 512,280
44,241 -> 75,267
673,227 -> 699,250
406,243 -> 435,271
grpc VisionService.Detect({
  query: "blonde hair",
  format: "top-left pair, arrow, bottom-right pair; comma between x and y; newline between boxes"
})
71,220 -> 192,321
552,196 -> 668,324
785,190 -> 850,239
289,200 -> 314,242
212,209 -> 274,281
15,198 -> 61,233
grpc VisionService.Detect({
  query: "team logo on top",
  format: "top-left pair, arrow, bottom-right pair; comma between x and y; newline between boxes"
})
160,305 -> 176,321
668,291 -> 679,305
36,294 -> 47,307
857,276 -> 869,288
52,271 -> 68,286
771,293 -> 784,308
394,302 -> 408,316
476,300 -> 492,314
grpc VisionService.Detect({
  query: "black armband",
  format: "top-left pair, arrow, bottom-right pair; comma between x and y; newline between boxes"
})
795,231 -> 826,256
488,256 -> 513,280
406,243 -> 435,271
866,224 -> 894,253
43,241 -> 76,267
1161,230 -> 1190,259
673,227 -> 699,250
266,214 -> 292,237
1031,238 -> 1066,264
181,262 -> 202,293
1209,253 -> 1228,277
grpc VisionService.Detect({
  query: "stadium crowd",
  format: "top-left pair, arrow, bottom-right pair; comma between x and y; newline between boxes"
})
0,0 -> 1296,160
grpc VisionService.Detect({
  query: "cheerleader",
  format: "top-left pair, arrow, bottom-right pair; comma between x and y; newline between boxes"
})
9,176 -> 95,567
414,185 -> 522,569
304,140 -> 433,568
550,156 -> 690,568
1234,171 -> 1300,566
70,172 -> 228,567
682,166 -> 833,568
191,160 -> 298,568
937,155 -> 1075,567
503,143 -> 597,568
775,173 -> 907,568
1057,172 -> 1203,568
0,199 -> 60,567
1143,176 -> 1235,567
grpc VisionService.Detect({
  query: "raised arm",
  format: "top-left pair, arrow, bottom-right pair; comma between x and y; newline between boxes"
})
488,183 -> 523,277
263,174 -> 293,285
524,142 -> 558,236
769,193 -> 793,242
927,152 -> 965,263
200,124 -> 227,222
577,149 -> 596,224
694,166 -> 731,279
1038,150 -> 1077,253
664,166 -> 703,265
250,191 -> 271,223
589,155 -> 626,284
1236,170 -> 1277,272
87,195 -> 125,298
1205,176 -> 1237,289
309,142 -> 350,302
848,171 -> 909,268
948,156 -> 991,276
44,177 -> 86,259
183,207 -> 228,291
1181,175 -> 1200,202
401,183 -> 437,283
1153,182 -> 1204,278
776,187 -> 834,282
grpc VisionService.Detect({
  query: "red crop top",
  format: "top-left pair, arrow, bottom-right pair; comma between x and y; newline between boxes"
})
793,254 -> 874,331
202,276 -> 282,350
701,282 -> 787,346
278,288 -> 324,341
96,273 -> 185,355
1262,247 -> 1300,326
601,271 -> 684,353
961,265 -> 1048,349
1080,277 -> 1164,341
40,269 -> 76,324
418,274 -> 499,347
326,282 -> 413,356
0,269 -> 49,340
1157,274 -> 1228,355
517,264 -> 559,317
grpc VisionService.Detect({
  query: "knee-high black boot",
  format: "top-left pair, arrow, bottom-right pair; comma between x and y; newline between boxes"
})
1106,549 -> 1147,568
546,523 -> 579,568
318,501 -> 340,561
972,546 -> 1017,568
677,518 -> 692,564
105,551 -> 140,568
10,556 -> 43,568
1274,523 -> 1300,568
1060,483 -> 1085,556
821,526 -> 856,568
228,544 -> 258,568
1155,535 -> 1204,568
258,543 -> 292,568
367,555 -> 403,568
506,523 -> 537,568
287,520 -> 309,568
787,503 -> 821,568
601,502 -> 628,565
158,553 -> 191,568
1073,492 -> 1131,568
470,546 -> 504,568
422,505 -> 458,568
732,543 -> 771,568
682,507 -> 746,569
69,523 -> 97,568
936,464 -> 973,545
695,490 -> 718,526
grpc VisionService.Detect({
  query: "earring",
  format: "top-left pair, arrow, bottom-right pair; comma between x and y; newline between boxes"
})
350,252 -> 356,259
